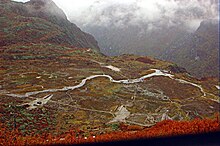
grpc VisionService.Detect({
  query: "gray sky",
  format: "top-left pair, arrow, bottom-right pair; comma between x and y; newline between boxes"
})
12,0 -> 218,30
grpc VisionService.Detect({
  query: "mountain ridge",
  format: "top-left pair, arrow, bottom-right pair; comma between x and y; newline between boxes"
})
162,19 -> 219,78
0,0 -> 100,51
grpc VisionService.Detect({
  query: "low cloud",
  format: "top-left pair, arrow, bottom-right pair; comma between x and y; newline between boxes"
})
68,0 -> 218,31
13,0 -> 218,31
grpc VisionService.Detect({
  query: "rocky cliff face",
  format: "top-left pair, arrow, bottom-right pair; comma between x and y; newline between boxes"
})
0,0 -> 100,51
162,19 -> 219,78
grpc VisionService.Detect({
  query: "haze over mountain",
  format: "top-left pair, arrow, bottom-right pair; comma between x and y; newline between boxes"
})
13,0 -> 218,35
162,19 -> 219,78
12,0 -> 219,78
62,0 -> 218,78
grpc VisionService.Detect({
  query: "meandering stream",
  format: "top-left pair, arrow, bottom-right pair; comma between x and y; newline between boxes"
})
6,68 -> 217,126
6,69 -> 207,98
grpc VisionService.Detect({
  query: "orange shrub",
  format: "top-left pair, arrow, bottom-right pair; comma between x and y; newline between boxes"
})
0,116 -> 219,145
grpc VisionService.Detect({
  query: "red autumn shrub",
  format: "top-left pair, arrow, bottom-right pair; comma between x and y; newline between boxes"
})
136,57 -> 156,64
0,115 -> 219,145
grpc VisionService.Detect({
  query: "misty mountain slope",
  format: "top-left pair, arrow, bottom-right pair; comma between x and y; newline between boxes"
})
85,24 -> 189,57
71,0 -> 218,78
0,0 -> 100,51
162,19 -> 219,78
83,18 -> 218,78
79,2 -> 190,57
